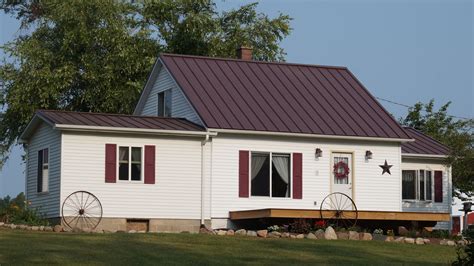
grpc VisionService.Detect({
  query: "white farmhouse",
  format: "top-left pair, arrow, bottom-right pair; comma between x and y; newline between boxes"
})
20,49 -> 452,232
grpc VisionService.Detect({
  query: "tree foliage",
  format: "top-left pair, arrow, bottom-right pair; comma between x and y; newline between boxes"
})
0,0 -> 292,162
401,100 -> 474,197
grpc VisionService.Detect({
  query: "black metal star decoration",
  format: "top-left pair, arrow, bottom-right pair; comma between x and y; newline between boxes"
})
379,160 -> 393,175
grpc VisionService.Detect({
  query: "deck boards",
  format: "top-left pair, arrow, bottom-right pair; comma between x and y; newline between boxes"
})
229,208 -> 450,222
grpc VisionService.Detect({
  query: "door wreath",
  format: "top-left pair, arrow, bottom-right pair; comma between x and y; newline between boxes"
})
333,161 -> 350,179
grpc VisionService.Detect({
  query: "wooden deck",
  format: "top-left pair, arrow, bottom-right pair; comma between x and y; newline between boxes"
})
229,208 -> 450,222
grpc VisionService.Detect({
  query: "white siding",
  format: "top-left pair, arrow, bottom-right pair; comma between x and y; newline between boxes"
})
210,134 -> 402,219
139,64 -> 202,125
61,132 -> 205,220
401,158 -> 451,213
26,122 -> 61,218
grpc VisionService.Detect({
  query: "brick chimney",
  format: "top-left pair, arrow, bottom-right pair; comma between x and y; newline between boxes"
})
236,46 -> 253,60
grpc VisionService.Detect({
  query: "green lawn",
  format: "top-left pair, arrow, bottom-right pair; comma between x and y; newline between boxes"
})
0,228 -> 457,265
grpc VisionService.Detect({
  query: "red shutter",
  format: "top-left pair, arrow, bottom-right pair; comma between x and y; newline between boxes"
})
293,153 -> 303,199
144,145 -> 156,184
434,171 -> 443,202
239,150 -> 249,198
105,144 -> 117,183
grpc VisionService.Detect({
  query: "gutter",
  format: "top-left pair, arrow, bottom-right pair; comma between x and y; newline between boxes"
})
401,153 -> 449,159
53,124 -> 217,137
209,128 -> 414,143
200,132 -> 214,226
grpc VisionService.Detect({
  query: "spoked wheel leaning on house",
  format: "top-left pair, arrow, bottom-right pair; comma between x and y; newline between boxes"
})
320,192 -> 358,229
61,191 -> 103,231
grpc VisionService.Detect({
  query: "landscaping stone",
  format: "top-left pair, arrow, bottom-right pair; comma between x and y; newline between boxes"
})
39,226 -> 45,231
235,229 -> 247,236
440,239 -> 448,245
394,237 -> 405,243
306,233 -> 317,239
360,233 -> 372,241
247,230 -> 257,237
0,222 -> 4,227
257,230 -> 268,238
128,230 -> 137,233
398,226 -> 409,236
31,226 -> 39,231
18,225 -> 27,230
53,225 -> 63,233
457,240 -> 466,246
226,230 -> 235,236
290,234 -> 296,239
415,238 -> 424,245
423,239 -> 430,244
268,231 -> 281,238
44,226 -> 53,232
404,238 -> 415,244
315,229 -> 325,239
336,232 -> 349,240
348,231 -> 359,240
26,226 -> 33,231
447,241 -> 456,246
372,234 -> 386,241
199,227 -> 213,234
217,230 -> 227,236
296,234 -> 304,239
9,224 -> 16,229
324,226 -> 337,240
281,232 -> 290,238
385,236 -> 394,242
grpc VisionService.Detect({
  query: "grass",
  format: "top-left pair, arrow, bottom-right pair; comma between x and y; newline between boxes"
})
0,228 -> 456,265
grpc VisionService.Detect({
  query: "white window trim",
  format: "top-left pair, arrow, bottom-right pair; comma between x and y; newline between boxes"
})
117,146 -> 144,183
249,151 -> 293,199
37,147 -> 50,195
402,169 -> 434,202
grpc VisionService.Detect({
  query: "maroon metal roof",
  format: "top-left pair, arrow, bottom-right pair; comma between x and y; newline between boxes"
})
401,127 -> 450,155
36,110 -> 204,131
160,53 -> 412,140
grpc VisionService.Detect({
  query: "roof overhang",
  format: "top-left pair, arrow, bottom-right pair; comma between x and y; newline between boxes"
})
208,128 -> 414,143
19,114 -> 215,143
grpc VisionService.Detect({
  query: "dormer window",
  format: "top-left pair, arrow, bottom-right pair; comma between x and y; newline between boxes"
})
158,90 -> 172,117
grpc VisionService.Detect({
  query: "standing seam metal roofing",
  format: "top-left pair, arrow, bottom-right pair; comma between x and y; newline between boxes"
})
401,127 -> 450,155
36,110 -> 205,131
160,53 -> 412,140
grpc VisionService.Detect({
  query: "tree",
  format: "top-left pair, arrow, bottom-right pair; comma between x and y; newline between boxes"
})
0,0 -> 292,163
401,100 -> 474,198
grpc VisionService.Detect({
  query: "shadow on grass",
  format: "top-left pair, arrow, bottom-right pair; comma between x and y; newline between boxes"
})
0,229 -> 456,265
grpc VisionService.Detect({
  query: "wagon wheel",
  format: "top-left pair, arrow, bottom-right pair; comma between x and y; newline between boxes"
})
62,191 -> 103,230
320,192 -> 358,229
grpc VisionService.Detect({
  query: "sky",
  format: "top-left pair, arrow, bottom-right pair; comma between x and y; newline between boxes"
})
0,0 -> 473,197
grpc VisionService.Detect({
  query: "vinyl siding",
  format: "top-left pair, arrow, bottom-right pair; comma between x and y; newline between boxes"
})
26,122 -> 61,218
60,131 -> 208,219
210,134 -> 403,219
139,64 -> 202,125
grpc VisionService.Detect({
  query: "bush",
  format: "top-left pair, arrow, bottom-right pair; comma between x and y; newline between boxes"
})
313,220 -> 326,230
453,225 -> 474,266
289,219 -> 312,234
0,193 -> 49,226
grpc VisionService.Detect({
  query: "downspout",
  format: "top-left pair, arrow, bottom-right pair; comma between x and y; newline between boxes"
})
200,132 -> 213,226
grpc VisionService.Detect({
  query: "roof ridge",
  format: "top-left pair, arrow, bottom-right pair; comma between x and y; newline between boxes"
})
36,109 -> 191,122
159,53 -> 348,70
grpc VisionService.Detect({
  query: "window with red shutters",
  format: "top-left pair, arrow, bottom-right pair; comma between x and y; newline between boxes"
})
105,144 -> 117,183
434,171 -> 443,202
144,145 -> 155,184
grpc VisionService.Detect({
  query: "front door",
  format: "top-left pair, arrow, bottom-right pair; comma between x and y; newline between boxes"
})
331,153 -> 353,198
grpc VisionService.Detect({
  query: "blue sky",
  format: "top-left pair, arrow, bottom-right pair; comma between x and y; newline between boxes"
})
0,0 -> 472,197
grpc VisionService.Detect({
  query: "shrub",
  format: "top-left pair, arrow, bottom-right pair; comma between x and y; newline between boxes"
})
387,229 -> 395,237
313,220 -> 326,230
453,225 -> 474,266
373,228 -> 383,235
289,219 -> 312,234
0,193 -> 49,226
267,225 -> 280,232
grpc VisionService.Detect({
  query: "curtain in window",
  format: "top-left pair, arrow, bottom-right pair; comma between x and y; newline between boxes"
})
272,155 -> 290,197
334,157 -> 349,184
251,154 -> 267,181
402,170 -> 416,199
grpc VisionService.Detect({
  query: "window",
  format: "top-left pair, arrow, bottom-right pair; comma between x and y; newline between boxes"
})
119,147 -> 142,181
402,169 -> 433,201
251,152 -> 291,198
37,148 -> 49,193
158,90 -> 172,117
